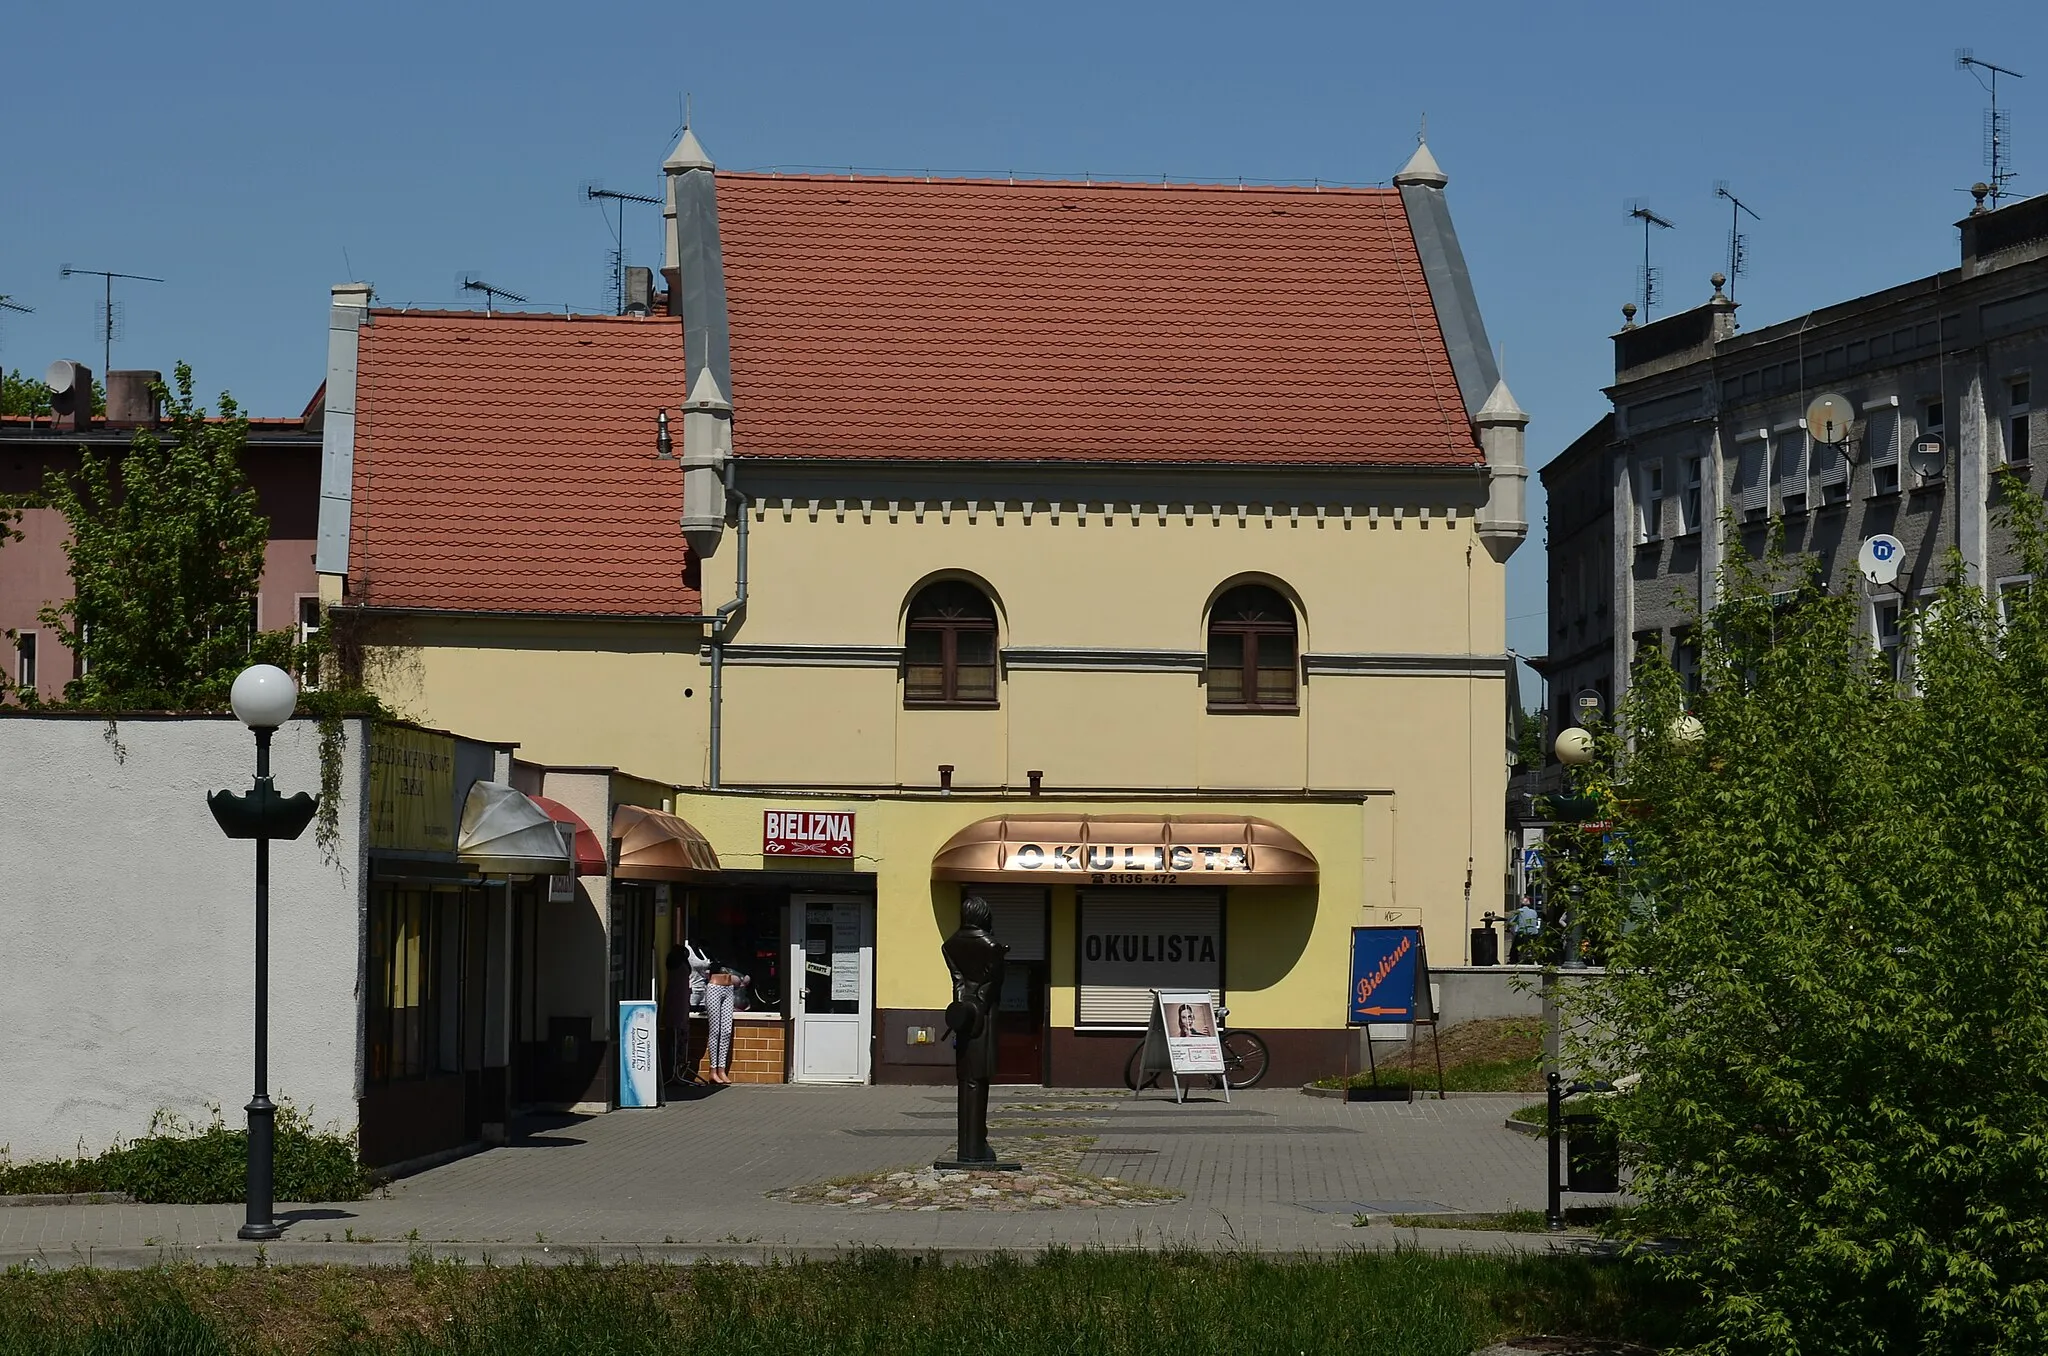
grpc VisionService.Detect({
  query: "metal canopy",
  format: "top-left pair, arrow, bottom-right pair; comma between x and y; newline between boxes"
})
456,781 -> 573,877
611,803 -> 723,881
931,813 -> 1318,886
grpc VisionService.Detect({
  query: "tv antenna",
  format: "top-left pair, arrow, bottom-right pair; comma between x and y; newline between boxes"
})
583,183 -> 661,314
0,295 -> 30,360
1712,182 -> 1760,302
58,266 -> 163,377
1626,201 -> 1676,321
457,274 -> 528,315
1958,50 -> 2024,207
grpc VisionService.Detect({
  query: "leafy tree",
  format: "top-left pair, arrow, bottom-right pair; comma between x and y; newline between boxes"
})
1562,496 -> 2048,1354
38,363 -> 294,707
1515,706 -> 1548,769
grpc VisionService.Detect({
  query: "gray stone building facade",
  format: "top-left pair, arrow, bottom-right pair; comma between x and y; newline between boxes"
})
1554,189 -> 2048,711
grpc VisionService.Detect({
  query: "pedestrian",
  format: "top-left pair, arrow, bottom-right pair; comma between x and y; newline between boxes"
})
1509,898 -> 1542,964
703,954 -> 748,1085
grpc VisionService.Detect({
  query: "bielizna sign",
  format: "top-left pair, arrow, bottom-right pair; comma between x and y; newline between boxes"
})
763,810 -> 855,858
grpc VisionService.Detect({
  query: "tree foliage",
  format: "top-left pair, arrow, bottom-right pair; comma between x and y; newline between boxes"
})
1515,707 -> 1548,770
1563,491 -> 2048,1354
37,363 -> 292,707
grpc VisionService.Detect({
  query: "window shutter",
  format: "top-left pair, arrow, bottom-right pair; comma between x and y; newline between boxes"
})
1869,409 -> 1899,466
1737,442 -> 1768,514
1076,889 -> 1222,1027
971,886 -> 1048,963
1815,441 -> 1848,487
1775,431 -> 1808,489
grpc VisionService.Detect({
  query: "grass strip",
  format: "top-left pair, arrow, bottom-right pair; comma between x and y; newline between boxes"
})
0,1251 -> 1692,1355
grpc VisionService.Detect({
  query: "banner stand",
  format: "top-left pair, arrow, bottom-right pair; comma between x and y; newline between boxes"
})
1132,989 -> 1230,1104
1348,929 -> 1445,1099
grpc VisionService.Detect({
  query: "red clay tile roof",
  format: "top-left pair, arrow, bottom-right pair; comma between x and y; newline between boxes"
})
715,174 -> 1478,468
348,311 -> 700,616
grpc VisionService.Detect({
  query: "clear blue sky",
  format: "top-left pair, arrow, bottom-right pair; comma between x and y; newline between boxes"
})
1,0 -> 2038,691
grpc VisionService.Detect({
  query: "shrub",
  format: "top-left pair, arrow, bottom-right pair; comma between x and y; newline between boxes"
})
1562,492 -> 2048,1354
0,1102 -> 365,1204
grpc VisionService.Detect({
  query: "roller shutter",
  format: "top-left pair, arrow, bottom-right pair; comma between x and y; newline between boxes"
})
1076,888 -> 1222,1027
969,886 -> 1048,962
1736,442 -> 1767,516
1869,409 -> 1900,466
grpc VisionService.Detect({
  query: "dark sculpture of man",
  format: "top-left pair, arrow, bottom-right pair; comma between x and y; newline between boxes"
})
935,895 -> 1019,1170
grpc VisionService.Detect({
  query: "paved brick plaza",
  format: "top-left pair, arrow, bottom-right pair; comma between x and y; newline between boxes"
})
0,1086 -> 1608,1266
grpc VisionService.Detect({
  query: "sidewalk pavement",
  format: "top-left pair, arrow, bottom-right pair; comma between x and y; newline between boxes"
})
0,1085 -> 1618,1268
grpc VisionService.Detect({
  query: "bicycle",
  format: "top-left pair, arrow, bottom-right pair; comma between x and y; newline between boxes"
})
1123,1006 -> 1271,1090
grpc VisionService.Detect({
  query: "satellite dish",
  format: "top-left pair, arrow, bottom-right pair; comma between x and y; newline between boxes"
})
1858,534 -> 1905,586
1806,392 -> 1857,446
44,360 -> 77,394
1908,433 -> 1946,479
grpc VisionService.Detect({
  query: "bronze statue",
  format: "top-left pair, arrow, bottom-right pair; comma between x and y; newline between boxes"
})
935,895 -> 1020,1170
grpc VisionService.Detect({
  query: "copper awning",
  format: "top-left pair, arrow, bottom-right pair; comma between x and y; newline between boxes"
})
932,813 -> 1317,885
611,804 -> 722,881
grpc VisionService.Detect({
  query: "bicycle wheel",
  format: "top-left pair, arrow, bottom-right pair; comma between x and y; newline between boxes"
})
1219,1030 -> 1270,1088
1124,1042 -> 1165,1091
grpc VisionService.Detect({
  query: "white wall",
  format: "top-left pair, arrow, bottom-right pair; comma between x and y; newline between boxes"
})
0,715 -> 364,1162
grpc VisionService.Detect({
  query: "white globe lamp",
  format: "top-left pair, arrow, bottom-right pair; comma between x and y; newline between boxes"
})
1671,714 -> 1705,746
229,664 -> 299,731
1554,727 -> 1597,766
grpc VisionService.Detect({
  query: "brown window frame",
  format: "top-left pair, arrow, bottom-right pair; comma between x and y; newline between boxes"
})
904,581 -> 1000,709
1206,584 -> 1299,714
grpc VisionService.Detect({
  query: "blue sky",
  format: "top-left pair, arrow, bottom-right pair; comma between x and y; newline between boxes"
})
0,0 -> 2038,690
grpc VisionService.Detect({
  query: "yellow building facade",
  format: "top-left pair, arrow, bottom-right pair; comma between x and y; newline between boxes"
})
318,129 -> 1528,1088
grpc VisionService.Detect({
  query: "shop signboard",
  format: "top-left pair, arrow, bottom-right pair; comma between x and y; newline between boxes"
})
1348,927 -> 1432,1025
617,1000 -> 659,1108
764,810 -> 855,858
1130,989 -> 1230,1103
368,725 -> 456,851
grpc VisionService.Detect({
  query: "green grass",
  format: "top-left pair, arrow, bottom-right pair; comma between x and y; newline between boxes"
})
1315,1056 -> 1545,1094
0,1253 -> 1693,1355
1378,1208 -> 1619,1233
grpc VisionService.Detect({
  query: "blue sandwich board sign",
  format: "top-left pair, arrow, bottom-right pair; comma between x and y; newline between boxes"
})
1349,927 -> 1430,1025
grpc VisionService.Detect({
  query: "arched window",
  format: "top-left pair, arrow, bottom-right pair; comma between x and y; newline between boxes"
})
1206,584 -> 1298,712
905,580 -> 999,707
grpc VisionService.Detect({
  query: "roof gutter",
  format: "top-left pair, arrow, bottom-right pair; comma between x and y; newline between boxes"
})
707,458 -> 749,790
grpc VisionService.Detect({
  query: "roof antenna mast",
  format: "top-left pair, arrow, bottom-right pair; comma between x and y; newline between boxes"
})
1625,201 -> 1676,321
457,274 -> 529,316
1712,181 -> 1761,303
1958,50 -> 2025,207
582,183 -> 662,314
58,266 -> 163,377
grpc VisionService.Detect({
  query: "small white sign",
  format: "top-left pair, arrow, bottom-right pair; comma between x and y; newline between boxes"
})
1859,534 -> 1905,585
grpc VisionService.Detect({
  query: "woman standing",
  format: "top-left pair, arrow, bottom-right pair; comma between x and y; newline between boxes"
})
703,955 -> 747,1085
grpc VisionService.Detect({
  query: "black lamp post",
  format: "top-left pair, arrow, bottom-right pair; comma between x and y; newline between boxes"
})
206,664 -> 319,1242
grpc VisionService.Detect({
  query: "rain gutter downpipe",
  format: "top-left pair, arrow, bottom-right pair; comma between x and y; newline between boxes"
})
707,458 -> 748,789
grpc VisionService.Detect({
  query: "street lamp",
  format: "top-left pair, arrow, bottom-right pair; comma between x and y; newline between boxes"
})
206,664 -> 319,1241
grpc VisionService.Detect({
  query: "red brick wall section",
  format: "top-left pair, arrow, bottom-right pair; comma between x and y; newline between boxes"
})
688,1016 -> 787,1084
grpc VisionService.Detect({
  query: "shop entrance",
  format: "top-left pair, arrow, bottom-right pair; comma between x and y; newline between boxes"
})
790,894 -> 873,1083
978,887 -> 1050,1084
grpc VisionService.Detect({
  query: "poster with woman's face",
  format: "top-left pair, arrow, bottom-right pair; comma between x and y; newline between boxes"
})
1159,991 -> 1225,1074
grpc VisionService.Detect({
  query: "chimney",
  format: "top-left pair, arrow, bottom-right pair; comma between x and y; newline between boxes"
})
46,361 -> 92,432
105,370 -> 162,429
624,267 -> 654,317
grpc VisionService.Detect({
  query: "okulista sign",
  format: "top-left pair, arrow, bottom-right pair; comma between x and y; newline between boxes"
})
1011,843 -> 1250,881
764,810 -> 855,858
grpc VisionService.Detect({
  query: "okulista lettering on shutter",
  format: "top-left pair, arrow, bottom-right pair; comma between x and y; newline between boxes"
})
1009,843 -> 1250,873
1084,933 -> 1218,963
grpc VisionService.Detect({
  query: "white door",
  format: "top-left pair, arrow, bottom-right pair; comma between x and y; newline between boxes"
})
790,894 -> 873,1083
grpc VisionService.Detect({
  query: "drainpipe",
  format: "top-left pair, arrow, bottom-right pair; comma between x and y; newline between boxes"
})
706,458 -> 749,789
